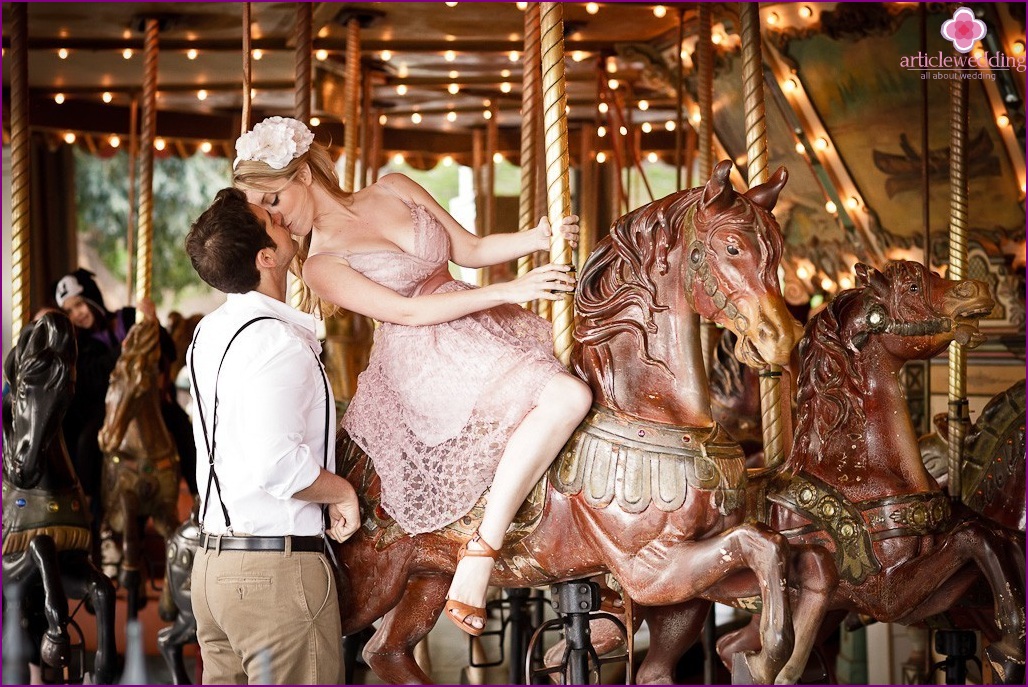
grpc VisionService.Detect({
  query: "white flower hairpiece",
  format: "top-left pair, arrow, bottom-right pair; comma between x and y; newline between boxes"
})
233,116 -> 315,170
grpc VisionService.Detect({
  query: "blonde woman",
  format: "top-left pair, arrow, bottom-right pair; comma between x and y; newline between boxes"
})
233,117 -> 592,636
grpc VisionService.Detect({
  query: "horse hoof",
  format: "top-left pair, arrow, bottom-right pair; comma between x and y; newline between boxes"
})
40,631 -> 71,668
985,644 -> 1026,685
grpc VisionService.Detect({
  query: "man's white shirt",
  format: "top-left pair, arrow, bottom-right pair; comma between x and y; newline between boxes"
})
187,291 -> 335,536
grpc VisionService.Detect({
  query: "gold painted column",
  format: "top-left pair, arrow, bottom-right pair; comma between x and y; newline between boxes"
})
134,18 -> 160,311
947,75 -> 969,503
540,2 -> 573,365
10,2 -> 30,344
517,2 -> 543,307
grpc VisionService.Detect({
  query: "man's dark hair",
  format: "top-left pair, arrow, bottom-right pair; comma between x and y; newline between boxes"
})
185,188 -> 274,294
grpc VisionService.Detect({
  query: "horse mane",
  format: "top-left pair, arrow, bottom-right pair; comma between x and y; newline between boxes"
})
574,185 -> 784,376
117,319 -> 160,372
575,189 -> 699,372
788,289 -> 866,471
709,330 -> 744,403
3,314 -> 76,395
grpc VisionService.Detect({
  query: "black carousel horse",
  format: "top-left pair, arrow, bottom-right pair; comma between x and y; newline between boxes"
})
156,504 -> 201,685
2,313 -> 116,684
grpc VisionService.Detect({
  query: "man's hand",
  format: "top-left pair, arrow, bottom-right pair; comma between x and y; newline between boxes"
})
326,491 -> 360,543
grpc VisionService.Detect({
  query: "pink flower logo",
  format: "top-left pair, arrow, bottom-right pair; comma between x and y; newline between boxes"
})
940,7 -> 987,54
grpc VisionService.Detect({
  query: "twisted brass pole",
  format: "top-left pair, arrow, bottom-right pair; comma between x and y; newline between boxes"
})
294,2 -> 312,123
241,2 -> 253,135
10,2 -> 30,345
947,75 -> 969,504
696,3 -> 714,183
517,2 -> 543,308
134,18 -> 159,310
740,3 -> 789,468
343,18 -> 361,193
540,2 -> 573,365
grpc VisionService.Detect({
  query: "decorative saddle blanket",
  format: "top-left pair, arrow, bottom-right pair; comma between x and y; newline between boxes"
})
550,405 -> 747,516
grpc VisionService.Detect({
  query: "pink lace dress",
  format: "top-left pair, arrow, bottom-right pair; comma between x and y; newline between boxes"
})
332,200 -> 564,534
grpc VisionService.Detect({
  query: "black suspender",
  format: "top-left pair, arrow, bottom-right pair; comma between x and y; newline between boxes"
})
189,316 -> 330,533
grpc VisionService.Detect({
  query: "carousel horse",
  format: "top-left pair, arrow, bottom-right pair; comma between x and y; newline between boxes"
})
98,317 -> 182,614
2,313 -> 117,684
156,504 -> 201,685
708,261 -> 1025,683
331,160 -> 835,684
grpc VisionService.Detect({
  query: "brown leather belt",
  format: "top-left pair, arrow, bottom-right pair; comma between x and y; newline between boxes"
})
200,534 -> 325,553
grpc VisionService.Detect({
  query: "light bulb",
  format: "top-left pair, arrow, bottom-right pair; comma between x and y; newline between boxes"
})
315,49 -> 328,61
641,122 -> 652,133
123,48 -> 133,59
396,84 -> 408,95
500,82 -> 511,93
653,6 -> 667,18
448,83 -> 460,94
380,50 -> 392,61
442,155 -> 455,166
647,152 -> 658,163
58,48 -> 69,59
824,200 -> 837,214
197,89 -> 208,101
596,151 -> 607,163
638,100 -> 649,111
597,126 -> 607,138
252,49 -> 263,60
200,141 -> 213,154
445,50 -> 456,62
102,91 -> 113,103
310,117 -> 320,126
446,111 -> 457,122
55,93 -> 66,104
187,48 -> 199,60
665,120 -> 676,131
392,153 -> 405,165
109,135 -> 121,148
63,132 -> 76,144
411,112 -> 422,124
586,3 -> 599,15
598,102 -> 609,114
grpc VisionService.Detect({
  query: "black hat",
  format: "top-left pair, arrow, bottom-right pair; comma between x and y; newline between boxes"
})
55,268 -> 109,317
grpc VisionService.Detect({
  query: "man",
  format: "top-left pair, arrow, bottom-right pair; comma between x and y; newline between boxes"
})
184,188 -> 359,684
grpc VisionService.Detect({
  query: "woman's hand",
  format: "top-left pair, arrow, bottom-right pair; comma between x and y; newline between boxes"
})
137,297 -> 158,321
530,215 -> 580,252
496,262 -> 576,304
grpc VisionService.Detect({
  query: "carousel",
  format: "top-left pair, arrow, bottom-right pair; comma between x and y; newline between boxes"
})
2,2 -> 1025,685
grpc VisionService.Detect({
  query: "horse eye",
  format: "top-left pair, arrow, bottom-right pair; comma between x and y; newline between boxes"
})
908,283 -> 920,294
726,245 -> 740,256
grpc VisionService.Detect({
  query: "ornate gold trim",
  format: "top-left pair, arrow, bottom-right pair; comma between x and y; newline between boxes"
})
551,405 -> 746,516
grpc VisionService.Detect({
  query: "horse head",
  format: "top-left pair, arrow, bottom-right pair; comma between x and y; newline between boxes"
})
2,314 -> 77,489
98,319 -> 160,453
849,260 -> 994,356
574,160 -> 799,421
791,260 -> 993,478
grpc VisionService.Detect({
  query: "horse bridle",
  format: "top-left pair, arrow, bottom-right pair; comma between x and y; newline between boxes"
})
852,302 -> 954,351
682,205 -> 752,334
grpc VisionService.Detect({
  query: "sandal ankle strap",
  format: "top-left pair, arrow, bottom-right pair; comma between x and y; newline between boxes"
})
459,530 -> 500,560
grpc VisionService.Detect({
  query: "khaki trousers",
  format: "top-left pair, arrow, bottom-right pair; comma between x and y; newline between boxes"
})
191,546 -> 343,684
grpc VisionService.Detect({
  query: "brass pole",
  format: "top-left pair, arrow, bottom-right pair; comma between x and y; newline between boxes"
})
741,3 -> 789,468
241,2 -> 253,135
540,2 -> 573,365
10,2 -> 30,344
919,5 -> 933,432
517,2 -> 543,307
343,18 -> 361,193
134,18 -> 159,310
370,110 -> 383,184
360,68 -> 374,190
294,2 -> 312,123
125,98 -> 139,299
485,105 -> 498,239
947,75 -> 970,504
696,3 -> 714,182
675,6 -> 686,191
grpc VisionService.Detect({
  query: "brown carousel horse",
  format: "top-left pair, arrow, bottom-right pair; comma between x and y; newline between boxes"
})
709,261 -> 1025,683
98,317 -> 182,615
331,160 -> 834,684
2,313 -> 117,684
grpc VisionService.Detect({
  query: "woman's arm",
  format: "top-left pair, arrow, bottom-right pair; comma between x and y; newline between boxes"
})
303,255 -> 574,326
377,173 -> 578,268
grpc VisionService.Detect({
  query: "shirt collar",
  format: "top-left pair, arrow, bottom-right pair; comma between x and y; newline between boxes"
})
226,291 -> 319,345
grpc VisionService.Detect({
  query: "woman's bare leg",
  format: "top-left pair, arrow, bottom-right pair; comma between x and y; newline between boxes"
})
445,372 -> 592,628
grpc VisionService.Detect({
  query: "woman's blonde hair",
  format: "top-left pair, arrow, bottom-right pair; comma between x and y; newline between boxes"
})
233,141 -> 349,316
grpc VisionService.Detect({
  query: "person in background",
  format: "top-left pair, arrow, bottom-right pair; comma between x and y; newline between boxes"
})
53,269 -> 197,549
185,187 -> 359,684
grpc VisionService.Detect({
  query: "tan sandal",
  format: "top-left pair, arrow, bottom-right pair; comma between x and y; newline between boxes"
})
443,531 -> 499,637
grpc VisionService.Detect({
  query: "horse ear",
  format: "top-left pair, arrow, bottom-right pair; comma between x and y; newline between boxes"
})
700,160 -> 736,218
744,166 -> 788,211
854,263 -> 872,286
854,263 -> 887,293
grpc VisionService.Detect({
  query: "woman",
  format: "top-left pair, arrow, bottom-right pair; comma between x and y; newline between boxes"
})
233,117 -> 592,636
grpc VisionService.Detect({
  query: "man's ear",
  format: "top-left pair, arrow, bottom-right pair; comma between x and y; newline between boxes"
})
255,247 -> 276,271
297,163 -> 313,186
